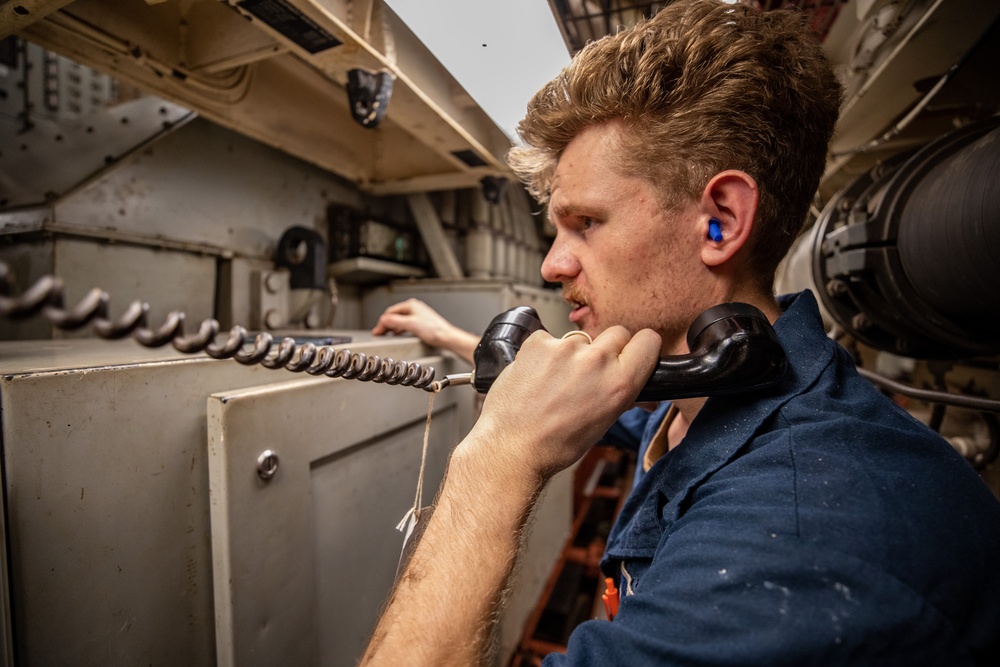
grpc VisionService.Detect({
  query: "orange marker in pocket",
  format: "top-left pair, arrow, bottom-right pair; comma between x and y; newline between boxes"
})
602,577 -> 620,620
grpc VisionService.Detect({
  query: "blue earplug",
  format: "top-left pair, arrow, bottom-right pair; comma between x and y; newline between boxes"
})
708,218 -> 724,242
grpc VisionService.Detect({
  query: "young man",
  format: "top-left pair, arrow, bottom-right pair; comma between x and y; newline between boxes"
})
365,1 -> 1000,664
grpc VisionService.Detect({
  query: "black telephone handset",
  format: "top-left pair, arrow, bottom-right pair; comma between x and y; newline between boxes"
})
471,303 -> 787,401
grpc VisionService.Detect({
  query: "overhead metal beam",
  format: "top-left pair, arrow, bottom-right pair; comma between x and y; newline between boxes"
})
407,193 -> 464,280
0,0 -> 74,39
7,0 -> 515,194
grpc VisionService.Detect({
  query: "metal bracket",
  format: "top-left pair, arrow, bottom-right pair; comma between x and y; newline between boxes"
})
346,68 -> 394,128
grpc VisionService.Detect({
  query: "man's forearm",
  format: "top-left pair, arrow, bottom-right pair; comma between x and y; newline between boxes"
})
360,325 -> 660,665
360,440 -> 545,666
441,326 -> 479,366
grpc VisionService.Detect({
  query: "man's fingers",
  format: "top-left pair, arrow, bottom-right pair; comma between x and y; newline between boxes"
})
372,312 -> 409,335
373,299 -> 423,331
622,329 -> 663,362
383,300 -> 418,316
591,325 -> 632,351
597,327 -> 661,391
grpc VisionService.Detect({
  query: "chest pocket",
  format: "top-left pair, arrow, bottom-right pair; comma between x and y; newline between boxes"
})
606,489 -> 682,604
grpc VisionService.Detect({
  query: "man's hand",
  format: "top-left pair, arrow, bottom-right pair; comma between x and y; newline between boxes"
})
464,325 -> 662,480
371,299 -> 478,364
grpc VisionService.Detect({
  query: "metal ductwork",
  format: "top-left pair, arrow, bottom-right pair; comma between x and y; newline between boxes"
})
813,117 -> 1000,359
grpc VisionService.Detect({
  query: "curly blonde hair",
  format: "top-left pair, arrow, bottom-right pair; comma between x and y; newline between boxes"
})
509,0 -> 843,290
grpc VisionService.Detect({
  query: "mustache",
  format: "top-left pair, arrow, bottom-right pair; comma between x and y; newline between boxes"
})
561,287 -> 588,306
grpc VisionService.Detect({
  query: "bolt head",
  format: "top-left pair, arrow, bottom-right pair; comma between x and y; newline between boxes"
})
256,450 -> 279,480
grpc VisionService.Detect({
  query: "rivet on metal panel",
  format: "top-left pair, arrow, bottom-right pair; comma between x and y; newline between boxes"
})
825,279 -> 848,299
256,450 -> 279,480
264,271 -> 284,295
264,309 -> 284,329
851,313 -> 873,332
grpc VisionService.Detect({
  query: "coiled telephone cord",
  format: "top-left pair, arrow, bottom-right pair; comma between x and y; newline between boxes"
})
0,263 -> 437,390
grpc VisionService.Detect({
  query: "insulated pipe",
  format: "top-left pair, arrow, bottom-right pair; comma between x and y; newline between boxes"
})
492,207 -> 509,280
467,189 -> 493,279
897,126 -> 1000,337
813,117 -> 1000,358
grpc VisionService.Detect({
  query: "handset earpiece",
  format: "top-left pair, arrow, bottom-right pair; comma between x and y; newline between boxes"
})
471,303 -> 787,400
635,303 -> 786,401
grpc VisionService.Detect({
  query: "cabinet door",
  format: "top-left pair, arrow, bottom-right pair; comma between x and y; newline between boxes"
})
207,357 -> 457,667
0,348 -> 278,667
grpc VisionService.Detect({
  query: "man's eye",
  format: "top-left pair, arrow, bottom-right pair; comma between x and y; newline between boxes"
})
582,217 -> 593,230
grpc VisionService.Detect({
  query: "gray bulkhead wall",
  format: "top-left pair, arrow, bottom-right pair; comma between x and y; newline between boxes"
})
1,115 -> 549,339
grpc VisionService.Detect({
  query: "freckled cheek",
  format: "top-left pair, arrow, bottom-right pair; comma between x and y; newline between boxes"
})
627,246 -> 683,325
619,244 -> 663,288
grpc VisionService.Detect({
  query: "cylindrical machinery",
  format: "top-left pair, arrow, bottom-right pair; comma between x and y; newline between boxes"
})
813,117 -> 1000,359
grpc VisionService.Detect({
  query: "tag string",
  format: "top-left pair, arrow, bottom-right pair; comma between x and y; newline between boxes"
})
413,391 -> 434,521
394,392 -> 437,575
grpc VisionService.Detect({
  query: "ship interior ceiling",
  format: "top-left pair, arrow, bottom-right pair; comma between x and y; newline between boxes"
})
0,0 -> 998,665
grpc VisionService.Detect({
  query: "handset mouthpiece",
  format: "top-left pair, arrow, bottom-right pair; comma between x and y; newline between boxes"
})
471,306 -> 546,393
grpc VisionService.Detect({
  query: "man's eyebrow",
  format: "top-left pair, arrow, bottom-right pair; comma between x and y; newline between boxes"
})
549,202 -> 611,225
548,203 -> 584,220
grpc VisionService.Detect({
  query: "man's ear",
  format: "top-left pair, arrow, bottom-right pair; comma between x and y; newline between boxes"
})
698,170 -> 759,268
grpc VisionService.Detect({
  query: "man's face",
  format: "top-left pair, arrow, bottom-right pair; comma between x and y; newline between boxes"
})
541,122 -> 707,354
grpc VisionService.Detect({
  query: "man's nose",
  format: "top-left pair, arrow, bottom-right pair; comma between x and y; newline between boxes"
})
541,236 -> 580,284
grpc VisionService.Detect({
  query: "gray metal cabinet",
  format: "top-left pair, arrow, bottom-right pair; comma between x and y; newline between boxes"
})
0,336 -> 458,666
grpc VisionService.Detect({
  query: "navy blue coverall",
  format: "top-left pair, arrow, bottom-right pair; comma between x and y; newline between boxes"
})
544,290 -> 1000,666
